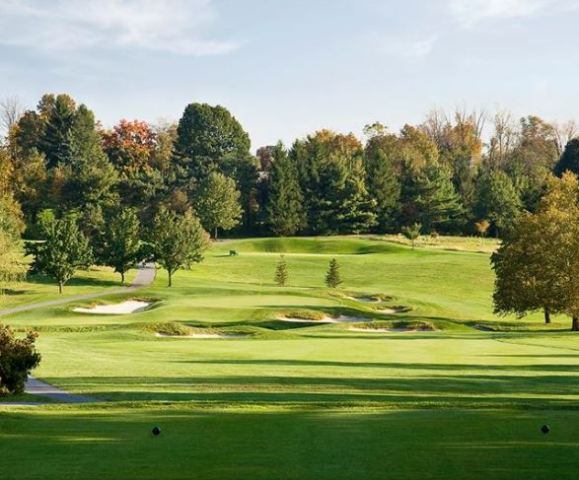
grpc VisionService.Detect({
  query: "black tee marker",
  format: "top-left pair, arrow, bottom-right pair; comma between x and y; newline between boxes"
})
152,426 -> 161,436
541,425 -> 550,435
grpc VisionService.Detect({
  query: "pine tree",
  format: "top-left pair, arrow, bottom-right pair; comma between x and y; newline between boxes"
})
474,168 -> 522,237
365,149 -> 400,232
554,138 -> 579,177
401,223 -> 421,249
274,255 -> 289,286
325,258 -> 343,288
266,143 -> 305,236
414,164 -> 465,233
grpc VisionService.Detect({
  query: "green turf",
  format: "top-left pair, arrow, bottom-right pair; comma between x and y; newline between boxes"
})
1,236 -> 577,479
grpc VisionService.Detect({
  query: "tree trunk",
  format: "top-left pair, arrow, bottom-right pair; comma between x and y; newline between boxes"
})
168,270 -> 173,287
544,308 -> 551,324
58,282 -> 63,294
573,317 -> 579,332
121,272 -> 125,286
214,227 -> 218,240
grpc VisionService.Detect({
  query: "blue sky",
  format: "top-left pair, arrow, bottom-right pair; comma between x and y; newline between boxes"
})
0,0 -> 578,149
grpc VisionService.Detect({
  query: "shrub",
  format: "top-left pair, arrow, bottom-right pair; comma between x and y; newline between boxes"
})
0,324 -> 41,395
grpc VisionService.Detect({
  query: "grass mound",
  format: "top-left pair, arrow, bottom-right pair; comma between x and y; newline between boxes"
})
219,237 -> 406,255
349,319 -> 436,332
280,309 -> 329,321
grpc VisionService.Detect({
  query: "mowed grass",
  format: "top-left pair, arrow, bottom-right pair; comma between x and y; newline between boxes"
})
1,236 -> 578,479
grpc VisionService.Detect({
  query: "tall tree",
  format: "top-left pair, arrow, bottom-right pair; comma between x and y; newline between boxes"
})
413,164 -> 465,233
266,143 -> 305,236
554,138 -> 579,177
195,171 -> 242,239
98,209 -> 143,285
149,208 -> 209,287
27,213 -> 93,293
492,173 -> 579,330
173,103 -> 250,186
39,94 -> 77,168
474,168 -> 522,236
364,148 -> 400,232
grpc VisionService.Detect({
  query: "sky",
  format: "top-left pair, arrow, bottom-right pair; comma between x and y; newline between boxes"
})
0,0 -> 578,150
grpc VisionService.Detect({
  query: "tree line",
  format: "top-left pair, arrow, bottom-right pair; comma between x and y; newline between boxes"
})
2,94 -> 579,289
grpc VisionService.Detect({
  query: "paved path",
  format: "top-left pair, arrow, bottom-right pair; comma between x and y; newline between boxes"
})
0,263 -> 156,406
0,263 -> 156,317
24,377 -> 95,403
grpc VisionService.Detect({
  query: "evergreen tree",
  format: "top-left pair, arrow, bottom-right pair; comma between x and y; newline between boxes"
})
414,164 -> 465,233
325,258 -> 343,288
474,168 -> 522,237
266,143 -> 305,236
39,94 -> 76,168
27,213 -> 93,293
195,171 -> 242,239
98,208 -> 143,285
274,255 -> 289,286
554,138 -> 579,176
149,208 -> 209,287
401,223 -> 421,249
364,148 -> 400,232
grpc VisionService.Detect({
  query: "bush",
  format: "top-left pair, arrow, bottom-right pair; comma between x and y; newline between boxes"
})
0,324 -> 41,396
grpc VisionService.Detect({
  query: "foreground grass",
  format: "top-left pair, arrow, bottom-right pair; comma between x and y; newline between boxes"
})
1,236 -> 577,479
1,404 -> 577,480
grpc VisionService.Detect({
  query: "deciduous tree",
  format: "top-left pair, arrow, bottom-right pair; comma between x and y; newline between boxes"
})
27,213 -> 92,293
149,208 -> 209,287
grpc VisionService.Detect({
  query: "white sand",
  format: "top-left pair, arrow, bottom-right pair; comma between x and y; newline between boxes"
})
279,315 -> 366,324
346,296 -> 380,303
377,308 -> 397,314
155,333 -> 247,339
74,300 -> 150,315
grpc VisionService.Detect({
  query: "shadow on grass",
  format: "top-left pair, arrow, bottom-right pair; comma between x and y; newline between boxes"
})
27,272 -> 122,288
40,370 -> 579,407
2,408 -> 576,480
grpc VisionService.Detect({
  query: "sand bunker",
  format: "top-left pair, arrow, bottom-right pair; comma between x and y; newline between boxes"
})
279,315 -> 366,324
74,300 -> 150,315
155,333 -> 247,339
346,296 -> 380,303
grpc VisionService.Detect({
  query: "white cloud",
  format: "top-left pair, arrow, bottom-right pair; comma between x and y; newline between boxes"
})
449,0 -> 578,27
0,0 -> 238,55
371,34 -> 438,58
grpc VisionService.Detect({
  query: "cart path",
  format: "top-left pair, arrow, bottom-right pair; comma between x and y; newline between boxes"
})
0,264 -> 156,406
0,263 -> 156,317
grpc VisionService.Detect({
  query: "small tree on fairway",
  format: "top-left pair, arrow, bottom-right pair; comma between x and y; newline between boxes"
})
195,171 -> 242,239
401,223 -> 422,249
150,208 -> 209,287
0,324 -> 41,395
99,208 -> 142,285
27,213 -> 92,293
274,255 -> 289,286
325,258 -> 343,288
